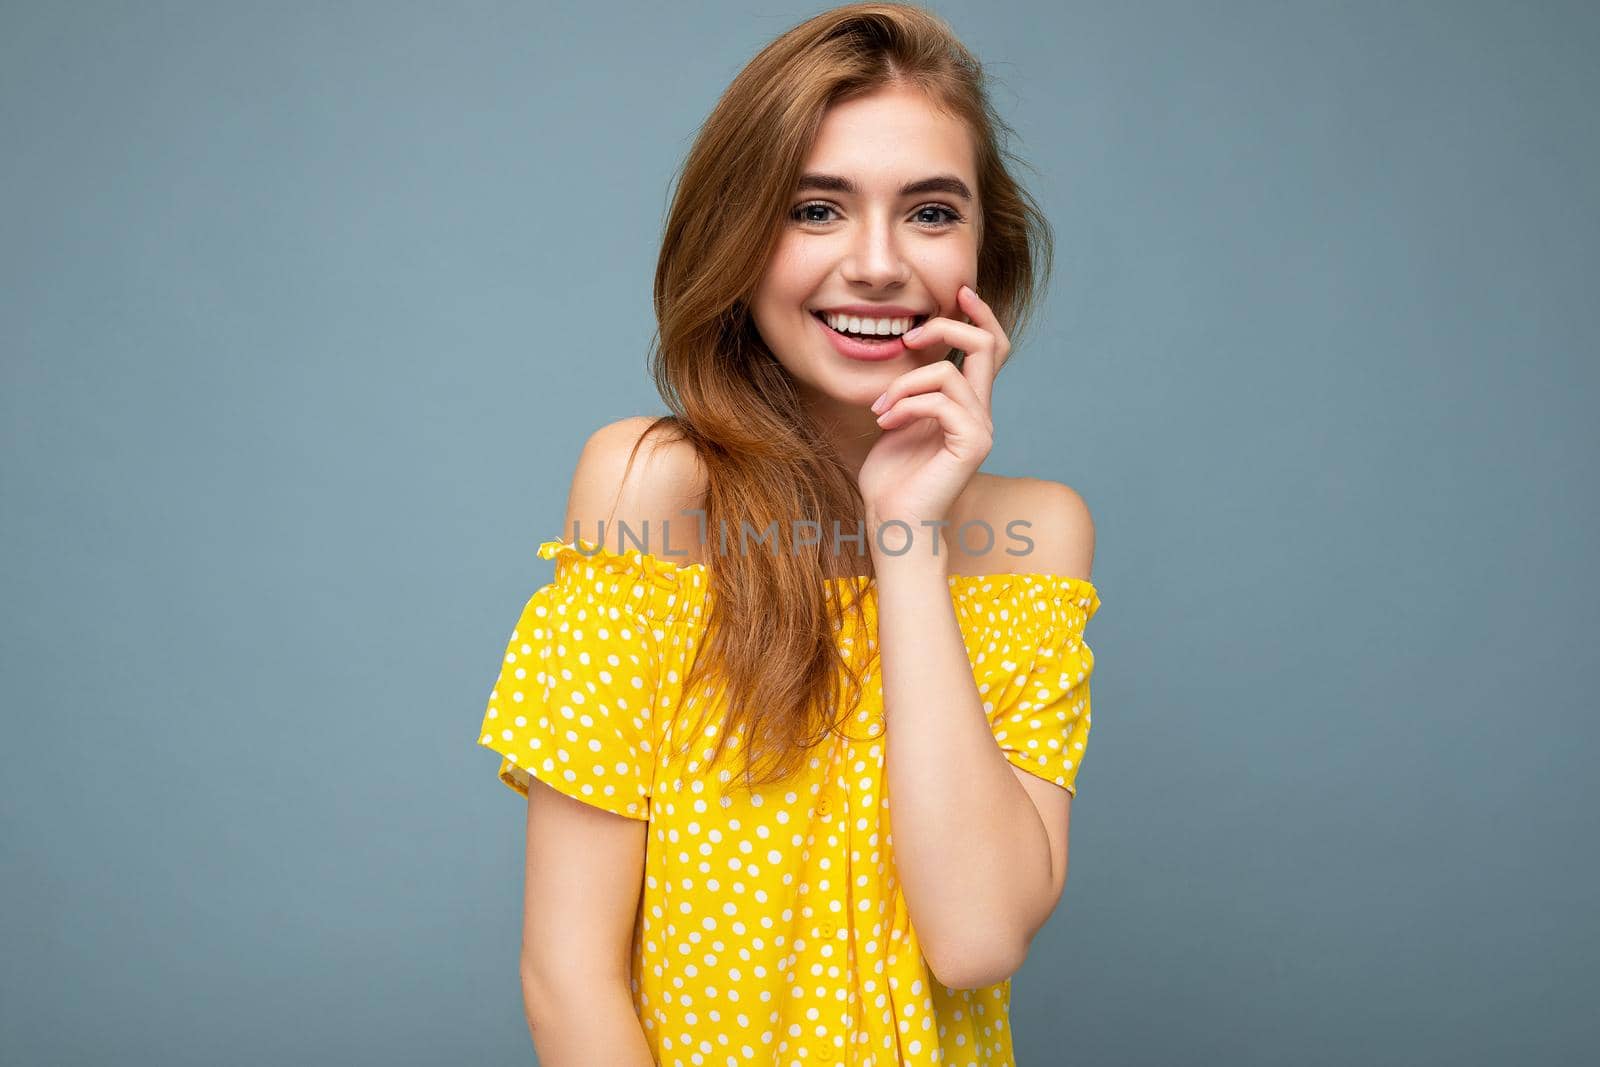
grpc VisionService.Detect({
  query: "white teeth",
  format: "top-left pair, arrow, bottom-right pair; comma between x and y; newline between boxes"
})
821,311 -> 918,336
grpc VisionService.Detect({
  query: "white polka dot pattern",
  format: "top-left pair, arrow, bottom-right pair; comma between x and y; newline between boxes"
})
476,536 -> 1103,1066
478,544 -> 662,819
965,578 -> 1098,797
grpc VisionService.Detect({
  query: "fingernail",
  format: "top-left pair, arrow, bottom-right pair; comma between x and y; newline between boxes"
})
902,326 -> 921,341
870,391 -> 887,413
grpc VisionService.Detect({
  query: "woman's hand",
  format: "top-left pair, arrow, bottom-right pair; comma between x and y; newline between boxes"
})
857,285 -> 1011,545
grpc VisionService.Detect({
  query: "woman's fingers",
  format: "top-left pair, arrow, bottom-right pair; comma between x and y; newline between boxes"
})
901,285 -> 1012,408
954,285 -> 1009,355
873,390 -> 992,451
870,359 -> 990,431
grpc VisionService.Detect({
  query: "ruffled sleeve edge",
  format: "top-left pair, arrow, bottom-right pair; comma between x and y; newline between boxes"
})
535,535 -> 707,621
477,737 -> 653,821
971,575 -> 1098,796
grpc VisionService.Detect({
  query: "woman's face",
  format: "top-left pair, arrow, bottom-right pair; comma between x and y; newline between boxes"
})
751,83 -> 980,416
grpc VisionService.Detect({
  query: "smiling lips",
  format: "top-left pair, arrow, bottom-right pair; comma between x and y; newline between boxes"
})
811,309 -> 923,362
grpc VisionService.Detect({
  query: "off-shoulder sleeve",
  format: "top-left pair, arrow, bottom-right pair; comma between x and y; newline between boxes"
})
475,542 -> 663,820
979,576 -> 1101,796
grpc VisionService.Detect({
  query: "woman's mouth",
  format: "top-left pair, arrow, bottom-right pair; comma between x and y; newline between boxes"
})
810,310 -> 929,362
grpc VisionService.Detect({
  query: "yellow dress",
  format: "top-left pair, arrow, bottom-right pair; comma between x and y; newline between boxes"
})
476,536 -> 1101,1067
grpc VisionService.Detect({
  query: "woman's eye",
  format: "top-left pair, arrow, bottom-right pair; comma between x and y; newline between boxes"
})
913,204 -> 963,227
791,202 -> 837,224
789,202 -> 965,228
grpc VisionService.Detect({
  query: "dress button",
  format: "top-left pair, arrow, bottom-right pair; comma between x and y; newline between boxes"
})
818,920 -> 835,938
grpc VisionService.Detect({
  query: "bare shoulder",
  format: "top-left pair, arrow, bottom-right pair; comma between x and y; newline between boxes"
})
564,415 -> 709,561
979,473 -> 1095,580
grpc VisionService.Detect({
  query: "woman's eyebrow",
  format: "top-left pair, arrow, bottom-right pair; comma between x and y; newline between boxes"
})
796,172 -> 973,201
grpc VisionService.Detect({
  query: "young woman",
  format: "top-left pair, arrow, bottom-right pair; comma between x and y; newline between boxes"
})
476,4 -> 1101,1064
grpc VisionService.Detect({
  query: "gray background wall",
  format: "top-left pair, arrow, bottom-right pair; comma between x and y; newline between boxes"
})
3,1 -> 1596,1063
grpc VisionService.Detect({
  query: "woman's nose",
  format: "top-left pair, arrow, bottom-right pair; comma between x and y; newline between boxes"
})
841,217 -> 910,287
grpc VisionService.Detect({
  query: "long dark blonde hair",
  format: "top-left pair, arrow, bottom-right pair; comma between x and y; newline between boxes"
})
619,1 -> 1055,791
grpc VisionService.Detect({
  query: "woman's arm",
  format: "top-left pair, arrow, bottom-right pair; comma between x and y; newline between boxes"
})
516,421 -> 698,1063
858,287 -> 1094,988
524,974 -> 655,1066
518,781 -> 655,1065
871,481 -> 1095,990
872,534 -> 1048,989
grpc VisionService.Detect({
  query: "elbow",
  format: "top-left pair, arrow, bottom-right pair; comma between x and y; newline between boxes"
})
519,956 -> 546,1015
924,867 -> 1061,989
926,932 -> 1030,991
520,951 -> 565,1021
